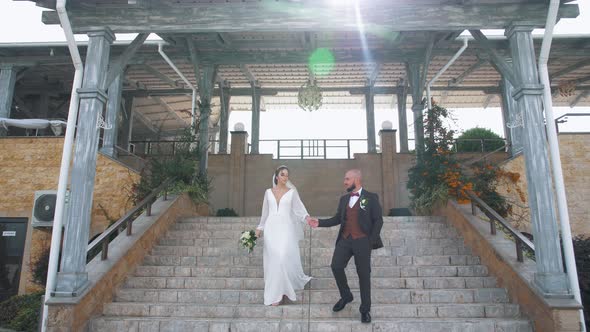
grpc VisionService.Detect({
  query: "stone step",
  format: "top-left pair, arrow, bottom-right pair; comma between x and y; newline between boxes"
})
133,265 -> 489,278
171,221 -> 455,232
90,316 -> 533,332
142,254 -> 481,268
104,301 -> 517,320
150,244 -> 475,259
157,237 -> 470,253
150,245 -> 478,262
162,228 -> 460,240
124,276 -> 498,290
114,288 -> 509,305
178,216 -> 448,224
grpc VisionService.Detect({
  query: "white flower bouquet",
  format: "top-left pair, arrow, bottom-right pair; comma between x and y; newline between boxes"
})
239,230 -> 258,253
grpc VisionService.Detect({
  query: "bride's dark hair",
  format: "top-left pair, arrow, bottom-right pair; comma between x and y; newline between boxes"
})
274,165 -> 289,185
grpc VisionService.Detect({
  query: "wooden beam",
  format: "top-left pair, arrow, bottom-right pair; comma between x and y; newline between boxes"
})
569,90 -> 590,108
153,96 -> 189,126
12,95 -> 35,118
448,58 -> 488,86
156,33 -> 177,46
367,63 -> 381,87
137,64 -> 179,88
133,109 -> 158,133
187,38 -> 201,86
469,30 -> 519,87
41,3 -> 579,33
240,64 -> 257,86
215,33 -> 233,49
483,94 -> 495,109
551,58 -> 590,80
105,32 -> 149,88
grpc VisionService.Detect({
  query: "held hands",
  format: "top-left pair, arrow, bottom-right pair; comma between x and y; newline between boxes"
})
255,229 -> 262,238
306,216 -> 319,228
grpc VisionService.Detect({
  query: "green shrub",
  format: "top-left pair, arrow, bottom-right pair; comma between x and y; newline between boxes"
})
0,291 -> 43,332
216,208 -> 239,217
130,126 -> 210,205
573,236 -> 590,329
30,249 -> 50,287
456,127 -> 505,152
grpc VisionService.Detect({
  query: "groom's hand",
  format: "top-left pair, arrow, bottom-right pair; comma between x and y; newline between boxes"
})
306,217 -> 319,228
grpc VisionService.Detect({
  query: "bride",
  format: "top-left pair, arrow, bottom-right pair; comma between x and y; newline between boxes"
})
255,165 -> 314,306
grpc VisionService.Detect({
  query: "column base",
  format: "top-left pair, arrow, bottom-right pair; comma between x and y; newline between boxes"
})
53,271 -> 90,297
100,146 -> 116,158
534,272 -> 571,298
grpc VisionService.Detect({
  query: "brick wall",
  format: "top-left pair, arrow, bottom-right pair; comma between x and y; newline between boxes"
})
497,133 -> 590,236
0,137 -> 140,293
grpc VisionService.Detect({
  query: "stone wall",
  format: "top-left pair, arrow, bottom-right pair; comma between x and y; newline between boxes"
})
435,201 -> 582,332
0,137 -> 140,294
208,130 -> 413,217
46,194 -> 202,332
496,133 -> 590,236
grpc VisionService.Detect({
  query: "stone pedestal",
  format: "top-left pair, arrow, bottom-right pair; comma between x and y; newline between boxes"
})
229,131 -> 248,215
380,129 -> 398,213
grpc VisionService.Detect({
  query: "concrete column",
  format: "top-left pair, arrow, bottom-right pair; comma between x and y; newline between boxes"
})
500,76 -> 524,156
219,83 -> 231,154
365,86 -> 377,153
229,130 -> 248,215
0,65 -> 17,136
198,65 -> 216,178
396,84 -> 409,153
250,86 -> 261,154
380,128 -> 398,213
506,25 -> 568,295
55,28 -> 115,297
407,62 -> 424,154
102,74 -> 123,157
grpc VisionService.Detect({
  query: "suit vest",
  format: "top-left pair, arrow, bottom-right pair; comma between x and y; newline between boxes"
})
342,199 -> 367,239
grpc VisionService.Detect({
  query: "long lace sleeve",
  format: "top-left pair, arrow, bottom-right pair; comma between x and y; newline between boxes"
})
257,189 -> 269,230
291,189 -> 309,223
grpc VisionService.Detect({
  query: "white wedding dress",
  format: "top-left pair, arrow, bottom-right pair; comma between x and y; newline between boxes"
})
257,188 -> 312,305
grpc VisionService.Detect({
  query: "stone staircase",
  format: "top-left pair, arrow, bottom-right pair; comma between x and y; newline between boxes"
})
90,216 -> 533,331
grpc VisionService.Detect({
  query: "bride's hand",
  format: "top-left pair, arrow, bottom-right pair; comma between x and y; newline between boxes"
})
255,229 -> 262,238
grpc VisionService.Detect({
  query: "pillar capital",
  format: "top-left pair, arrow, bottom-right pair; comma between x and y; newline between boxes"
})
512,84 -> 544,100
86,27 -> 116,44
504,25 -> 535,39
77,88 -> 108,104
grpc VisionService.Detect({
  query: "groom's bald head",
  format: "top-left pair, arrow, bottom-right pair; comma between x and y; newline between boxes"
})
344,169 -> 362,192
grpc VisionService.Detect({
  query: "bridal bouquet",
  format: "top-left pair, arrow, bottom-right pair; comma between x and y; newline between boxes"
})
239,230 -> 258,253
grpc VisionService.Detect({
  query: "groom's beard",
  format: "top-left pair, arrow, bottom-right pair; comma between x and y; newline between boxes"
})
346,184 -> 356,193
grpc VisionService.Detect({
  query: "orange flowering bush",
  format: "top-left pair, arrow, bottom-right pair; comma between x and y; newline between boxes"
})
407,104 -> 467,214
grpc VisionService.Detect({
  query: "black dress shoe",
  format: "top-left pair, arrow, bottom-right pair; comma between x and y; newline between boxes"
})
332,297 -> 353,312
361,312 -> 371,323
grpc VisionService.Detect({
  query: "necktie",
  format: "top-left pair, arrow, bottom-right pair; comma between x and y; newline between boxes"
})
350,192 -> 359,197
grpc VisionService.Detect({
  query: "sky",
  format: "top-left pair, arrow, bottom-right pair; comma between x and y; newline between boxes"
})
0,0 -> 589,155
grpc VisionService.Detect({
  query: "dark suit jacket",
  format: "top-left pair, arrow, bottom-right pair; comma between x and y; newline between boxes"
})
319,190 -> 384,250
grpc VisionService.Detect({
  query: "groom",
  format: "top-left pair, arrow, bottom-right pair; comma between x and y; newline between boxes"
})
308,169 -> 383,323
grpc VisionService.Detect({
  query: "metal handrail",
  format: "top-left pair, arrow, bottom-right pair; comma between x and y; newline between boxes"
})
86,178 -> 175,262
258,138 -> 367,159
554,113 -> 590,133
465,189 -> 535,262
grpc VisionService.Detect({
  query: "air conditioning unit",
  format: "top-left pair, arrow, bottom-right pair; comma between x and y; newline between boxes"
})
31,190 -> 70,228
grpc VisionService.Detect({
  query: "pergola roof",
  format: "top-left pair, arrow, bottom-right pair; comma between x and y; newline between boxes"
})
4,0 -> 589,137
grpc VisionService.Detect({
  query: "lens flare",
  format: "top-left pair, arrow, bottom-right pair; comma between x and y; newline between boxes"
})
308,48 -> 335,77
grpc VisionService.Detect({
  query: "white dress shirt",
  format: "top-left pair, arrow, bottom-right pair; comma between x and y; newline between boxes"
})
348,187 -> 363,208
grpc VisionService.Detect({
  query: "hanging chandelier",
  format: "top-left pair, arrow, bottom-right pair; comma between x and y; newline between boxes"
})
297,79 -> 323,112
